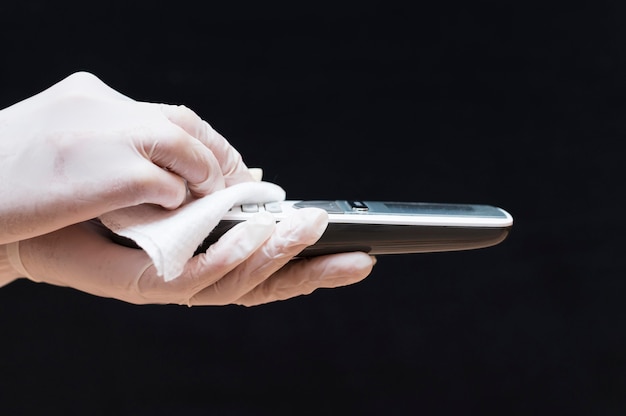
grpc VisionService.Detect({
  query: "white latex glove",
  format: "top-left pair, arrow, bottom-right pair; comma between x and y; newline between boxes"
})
2,209 -> 376,306
0,71 -> 252,244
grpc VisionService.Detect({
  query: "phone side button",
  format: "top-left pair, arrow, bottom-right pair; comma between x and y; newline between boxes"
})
264,202 -> 283,213
241,203 -> 260,213
348,200 -> 369,212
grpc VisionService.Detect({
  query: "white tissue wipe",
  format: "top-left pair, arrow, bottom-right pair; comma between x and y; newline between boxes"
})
99,181 -> 285,281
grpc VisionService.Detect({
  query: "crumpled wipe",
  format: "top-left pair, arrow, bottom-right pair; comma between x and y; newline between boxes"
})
99,181 -> 285,282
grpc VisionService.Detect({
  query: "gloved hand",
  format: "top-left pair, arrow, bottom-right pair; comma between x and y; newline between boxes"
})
0,71 -> 252,244
3,208 -> 376,306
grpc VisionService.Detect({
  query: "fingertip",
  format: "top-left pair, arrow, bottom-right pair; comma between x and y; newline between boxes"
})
248,168 -> 263,182
345,251 -> 377,275
286,207 -> 329,244
320,251 -> 376,283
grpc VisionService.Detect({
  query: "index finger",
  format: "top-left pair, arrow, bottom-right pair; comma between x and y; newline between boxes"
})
158,104 -> 253,186
137,120 -> 226,199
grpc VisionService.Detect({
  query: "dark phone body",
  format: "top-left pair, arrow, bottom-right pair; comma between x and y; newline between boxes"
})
195,200 -> 513,256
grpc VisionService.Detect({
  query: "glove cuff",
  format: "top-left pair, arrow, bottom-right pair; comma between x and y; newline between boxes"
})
0,243 -> 24,286
5,242 -> 31,279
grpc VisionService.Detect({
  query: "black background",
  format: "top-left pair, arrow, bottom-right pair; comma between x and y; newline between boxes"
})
0,1 -> 624,414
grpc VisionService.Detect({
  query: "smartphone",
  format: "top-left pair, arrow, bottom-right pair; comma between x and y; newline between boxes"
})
196,200 -> 513,257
